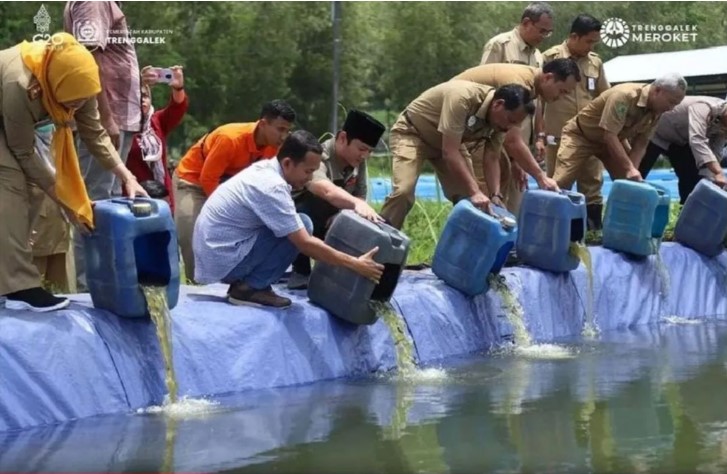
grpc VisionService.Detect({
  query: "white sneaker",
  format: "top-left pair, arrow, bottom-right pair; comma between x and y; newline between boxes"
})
4,287 -> 70,312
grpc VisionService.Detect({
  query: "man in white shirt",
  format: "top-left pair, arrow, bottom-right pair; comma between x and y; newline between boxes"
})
193,130 -> 384,308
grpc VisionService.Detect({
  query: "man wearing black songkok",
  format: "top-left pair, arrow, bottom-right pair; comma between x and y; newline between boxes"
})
289,110 -> 386,289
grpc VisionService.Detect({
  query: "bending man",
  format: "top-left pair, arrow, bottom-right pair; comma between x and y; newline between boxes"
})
379,82 -> 535,229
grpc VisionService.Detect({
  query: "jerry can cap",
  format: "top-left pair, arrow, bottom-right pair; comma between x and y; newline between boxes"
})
110,198 -> 154,217
499,216 -> 517,230
130,201 -> 153,217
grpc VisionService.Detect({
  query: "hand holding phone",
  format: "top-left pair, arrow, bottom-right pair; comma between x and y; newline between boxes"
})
151,67 -> 174,84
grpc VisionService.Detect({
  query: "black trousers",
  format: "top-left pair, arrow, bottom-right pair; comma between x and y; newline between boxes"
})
292,195 -> 340,275
638,142 -> 701,204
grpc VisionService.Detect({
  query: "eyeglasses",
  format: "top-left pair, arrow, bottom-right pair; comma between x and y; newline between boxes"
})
538,28 -> 554,38
528,19 -> 553,38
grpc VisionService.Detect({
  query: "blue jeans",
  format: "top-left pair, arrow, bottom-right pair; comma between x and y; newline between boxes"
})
223,214 -> 313,289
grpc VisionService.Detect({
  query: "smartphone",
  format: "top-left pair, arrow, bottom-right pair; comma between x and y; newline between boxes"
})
152,67 -> 174,84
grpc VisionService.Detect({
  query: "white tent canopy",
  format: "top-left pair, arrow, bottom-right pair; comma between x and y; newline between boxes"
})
603,45 -> 727,84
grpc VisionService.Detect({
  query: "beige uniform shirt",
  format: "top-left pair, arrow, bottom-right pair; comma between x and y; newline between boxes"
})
452,64 -> 538,96
480,28 -> 541,146
0,46 -> 121,191
564,83 -> 660,145
294,137 -> 367,201
542,42 -> 610,137
480,27 -> 543,67
405,80 -> 505,154
651,96 -> 727,168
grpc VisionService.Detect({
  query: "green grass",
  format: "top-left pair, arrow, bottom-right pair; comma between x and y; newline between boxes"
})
371,201 -> 453,265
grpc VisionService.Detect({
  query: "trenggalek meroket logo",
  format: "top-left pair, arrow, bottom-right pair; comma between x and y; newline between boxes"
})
601,17 -> 631,48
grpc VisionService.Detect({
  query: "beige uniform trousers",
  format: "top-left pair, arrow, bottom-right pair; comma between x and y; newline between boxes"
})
551,133 -> 606,205
470,145 -> 521,212
504,112 -> 533,215
0,133 -> 43,295
470,117 -> 533,215
173,172 -> 207,282
379,117 -> 476,230
546,141 -> 604,205
28,185 -> 75,293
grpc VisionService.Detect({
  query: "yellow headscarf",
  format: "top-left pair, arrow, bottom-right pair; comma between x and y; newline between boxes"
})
19,32 -> 101,229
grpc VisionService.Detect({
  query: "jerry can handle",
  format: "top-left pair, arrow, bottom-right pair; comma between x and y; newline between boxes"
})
559,189 -> 585,204
372,218 -> 404,247
647,182 -> 669,197
110,197 -> 154,205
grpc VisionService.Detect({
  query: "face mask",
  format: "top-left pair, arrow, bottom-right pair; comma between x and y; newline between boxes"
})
35,123 -> 55,134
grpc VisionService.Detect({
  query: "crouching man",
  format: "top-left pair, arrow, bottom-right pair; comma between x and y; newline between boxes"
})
289,109 -> 386,290
192,130 -> 384,308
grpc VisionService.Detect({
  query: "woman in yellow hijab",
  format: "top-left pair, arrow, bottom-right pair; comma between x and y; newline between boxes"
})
0,32 -> 146,312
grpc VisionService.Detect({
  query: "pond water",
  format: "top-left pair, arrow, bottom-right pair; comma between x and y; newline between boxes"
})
2,320 -> 727,473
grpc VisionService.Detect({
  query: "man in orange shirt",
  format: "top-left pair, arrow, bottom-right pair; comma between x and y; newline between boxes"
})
173,99 -> 296,282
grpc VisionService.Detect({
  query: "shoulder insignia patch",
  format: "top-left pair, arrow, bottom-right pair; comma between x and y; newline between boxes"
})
615,102 -> 628,120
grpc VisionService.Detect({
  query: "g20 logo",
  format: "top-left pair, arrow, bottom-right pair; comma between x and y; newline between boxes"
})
31,33 -> 66,46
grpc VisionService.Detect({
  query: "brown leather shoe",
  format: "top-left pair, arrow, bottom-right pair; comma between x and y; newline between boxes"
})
227,282 -> 291,309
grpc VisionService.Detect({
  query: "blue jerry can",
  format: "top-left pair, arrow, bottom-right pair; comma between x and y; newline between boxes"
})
307,210 -> 410,325
674,179 -> 727,257
516,190 -> 587,272
432,200 -> 517,296
83,198 -> 180,318
602,180 -> 671,257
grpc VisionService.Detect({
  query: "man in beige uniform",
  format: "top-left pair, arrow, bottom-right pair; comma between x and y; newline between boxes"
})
452,60 -> 580,208
290,109 -> 385,289
379,83 -> 534,229
639,96 -> 727,203
542,14 -> 610,229
480,2 -> 554,214
553,73 -> 688,196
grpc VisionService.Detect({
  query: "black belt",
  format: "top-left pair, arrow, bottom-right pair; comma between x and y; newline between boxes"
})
403,110 -> 422,136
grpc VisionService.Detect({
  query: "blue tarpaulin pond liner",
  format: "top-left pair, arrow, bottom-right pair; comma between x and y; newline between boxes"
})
0,243 -> 726,433
3,320 -> 724,474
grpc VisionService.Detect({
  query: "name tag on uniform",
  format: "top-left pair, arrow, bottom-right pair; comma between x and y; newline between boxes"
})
587,77 -> 596,92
